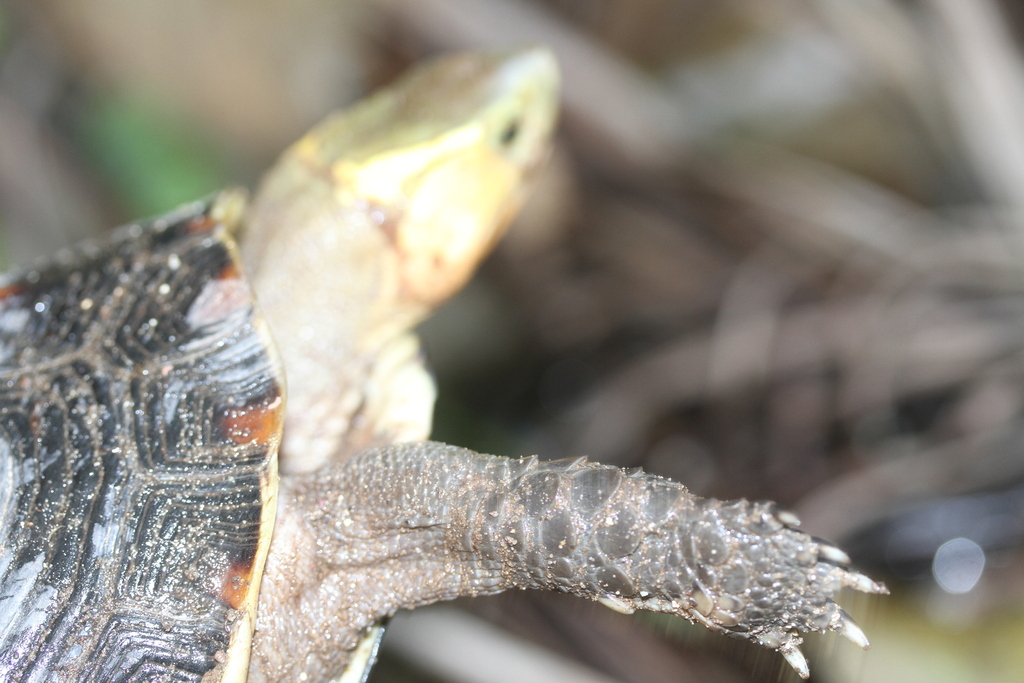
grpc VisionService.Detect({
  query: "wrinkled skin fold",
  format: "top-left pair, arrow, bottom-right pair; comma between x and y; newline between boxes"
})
250,443 -> 885,682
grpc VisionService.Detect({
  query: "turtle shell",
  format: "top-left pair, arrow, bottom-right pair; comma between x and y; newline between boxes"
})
0,198 -> 284,682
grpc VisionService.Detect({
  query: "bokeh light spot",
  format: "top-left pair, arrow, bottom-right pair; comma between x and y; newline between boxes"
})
932,537 -> 985,594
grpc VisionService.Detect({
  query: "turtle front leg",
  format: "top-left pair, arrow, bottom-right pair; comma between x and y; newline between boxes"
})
251,443 -> 885,682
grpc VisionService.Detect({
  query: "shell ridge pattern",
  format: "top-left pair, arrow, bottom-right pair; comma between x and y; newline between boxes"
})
0,200 -> 283,682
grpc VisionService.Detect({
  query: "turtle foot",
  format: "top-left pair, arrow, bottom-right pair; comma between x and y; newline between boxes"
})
268,443 -> 886,681
459,453 -> 887,679
591,498 -> 886,679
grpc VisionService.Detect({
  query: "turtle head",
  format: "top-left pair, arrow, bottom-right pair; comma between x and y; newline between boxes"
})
291,48 -> 559,306
244,48 -> 559,312
240,50 -> 559,473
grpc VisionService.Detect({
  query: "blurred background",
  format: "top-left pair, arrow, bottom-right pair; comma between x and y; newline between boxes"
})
3,0 -> 1024,681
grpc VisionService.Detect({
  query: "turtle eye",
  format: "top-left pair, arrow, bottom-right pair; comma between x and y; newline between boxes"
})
499,117 -> 522,148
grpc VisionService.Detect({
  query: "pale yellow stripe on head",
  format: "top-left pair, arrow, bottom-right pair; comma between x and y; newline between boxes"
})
329,125 -> 484,207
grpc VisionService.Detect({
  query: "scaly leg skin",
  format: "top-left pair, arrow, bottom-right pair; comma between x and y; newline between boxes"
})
250,443 -> 887,682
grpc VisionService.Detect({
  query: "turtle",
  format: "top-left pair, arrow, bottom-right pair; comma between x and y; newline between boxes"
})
0,49 -> 886,683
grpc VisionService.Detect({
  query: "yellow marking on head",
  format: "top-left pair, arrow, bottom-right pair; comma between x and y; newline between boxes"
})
330,125 -> 484,207
282,48 -> 560,306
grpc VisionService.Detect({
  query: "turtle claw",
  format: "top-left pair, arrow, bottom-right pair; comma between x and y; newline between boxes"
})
833,607 -> 870,650
598,595 -> 635,614
815,538 -> 852,566
842,567 -> 889,595
769,503 -> 802,528
777,511 -> 802,527
779,641 -> 810,679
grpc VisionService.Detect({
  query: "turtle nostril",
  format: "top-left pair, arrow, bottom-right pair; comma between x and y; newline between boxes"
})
500,118 -> 521,147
